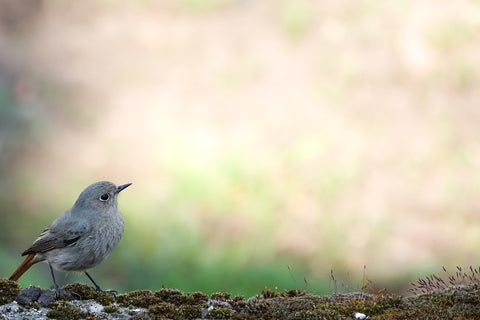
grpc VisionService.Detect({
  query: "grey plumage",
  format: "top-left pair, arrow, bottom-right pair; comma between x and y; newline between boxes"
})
9,181 -> 131,293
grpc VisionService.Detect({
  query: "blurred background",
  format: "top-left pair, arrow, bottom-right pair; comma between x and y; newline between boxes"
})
1,0 -> 480,297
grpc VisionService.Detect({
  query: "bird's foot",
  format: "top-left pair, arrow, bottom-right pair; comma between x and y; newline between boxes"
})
84,271 -> 117,296
102,289 -> 118,296
93,286 -> 117,296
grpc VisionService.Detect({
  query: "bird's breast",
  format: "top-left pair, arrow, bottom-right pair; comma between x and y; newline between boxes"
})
47,212 -> 124,271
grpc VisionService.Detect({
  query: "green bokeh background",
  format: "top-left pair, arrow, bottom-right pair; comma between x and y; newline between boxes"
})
1,0 -> 480,297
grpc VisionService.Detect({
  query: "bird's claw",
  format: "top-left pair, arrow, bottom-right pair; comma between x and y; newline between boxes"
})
94,286 -> 117,296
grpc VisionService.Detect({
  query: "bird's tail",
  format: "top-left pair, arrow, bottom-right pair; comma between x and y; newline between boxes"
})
9,253 -> 38,281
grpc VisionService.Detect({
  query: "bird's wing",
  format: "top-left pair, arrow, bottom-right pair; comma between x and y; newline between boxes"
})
21,218 -> 90,256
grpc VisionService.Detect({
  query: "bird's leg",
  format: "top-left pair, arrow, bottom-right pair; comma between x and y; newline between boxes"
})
84,271 -> 117,295
49,262 -> 74,298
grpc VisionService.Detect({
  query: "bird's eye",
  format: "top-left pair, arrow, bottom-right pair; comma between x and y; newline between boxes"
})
99,193 -> 110,201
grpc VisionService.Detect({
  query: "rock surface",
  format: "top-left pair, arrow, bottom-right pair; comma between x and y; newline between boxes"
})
2,279 -> 480,319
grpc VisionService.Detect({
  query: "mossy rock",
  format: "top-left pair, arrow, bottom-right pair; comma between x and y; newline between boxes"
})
117,289 -> 162,308
148,302 -> 180,319
62,283 -> 115,306
46,301 -> 82,320
208,306 -> 233,319
0,279 -> 21,305
155,288 -> 208,306
2,280 -> 480,319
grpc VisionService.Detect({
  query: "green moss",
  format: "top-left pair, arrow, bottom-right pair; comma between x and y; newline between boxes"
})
83,314 -> 104,320
151,289 -> 207,319
4,277 -> 480,319
155,288 -> 189,305
231,314 -> 255,320
403,286 -> 480,319
117,289 -> 162,308
178,304 -> 202,319
188,291 -> 209,304
25,302 -> 40,309
208,306 -> 233,319
210,292 -> 231,301
103,305 -> 120,313
62,283 -> 115,306
247,295 -> 323,319
231,295 -> 247,310
282,289 -> 306,297
154,288 -> 182,300
46,301 -> 103,320
148,302 -> 180,319
158,290 -> 209,306
44,285 -> 480,319
0,279 -> 21,305
261,286 -> 280,299
46,301 -> 82,320
145,290 -> 207,319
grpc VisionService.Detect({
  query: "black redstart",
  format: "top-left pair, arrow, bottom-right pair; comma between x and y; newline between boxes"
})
9,181 -> 131,294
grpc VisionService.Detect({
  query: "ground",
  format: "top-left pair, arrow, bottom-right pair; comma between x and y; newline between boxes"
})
1,279 -> 480,319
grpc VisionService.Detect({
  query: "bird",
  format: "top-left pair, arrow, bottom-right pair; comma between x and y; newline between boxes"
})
9,181 -> 131,295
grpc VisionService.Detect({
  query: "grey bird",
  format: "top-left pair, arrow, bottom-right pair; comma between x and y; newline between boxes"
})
9,181 -> 131,294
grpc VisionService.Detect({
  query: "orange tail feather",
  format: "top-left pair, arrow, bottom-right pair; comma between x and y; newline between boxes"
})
9,254 -> 38,281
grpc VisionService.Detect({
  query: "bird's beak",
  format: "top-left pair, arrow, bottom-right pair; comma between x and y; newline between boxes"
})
117,183 -> 132,193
